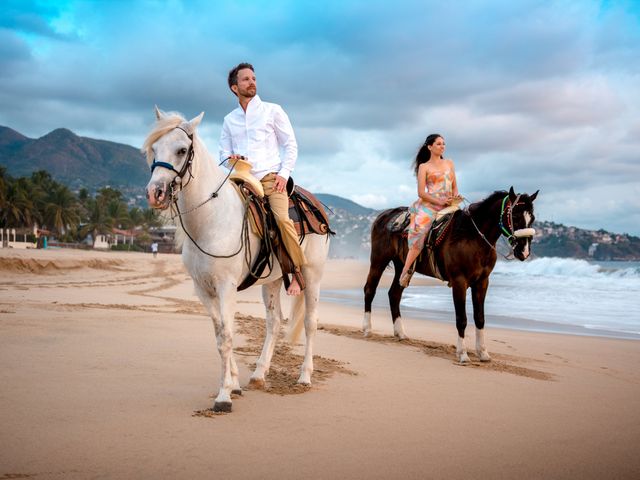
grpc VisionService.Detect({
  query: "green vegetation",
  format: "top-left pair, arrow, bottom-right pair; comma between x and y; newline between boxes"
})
0,168 -> 163,248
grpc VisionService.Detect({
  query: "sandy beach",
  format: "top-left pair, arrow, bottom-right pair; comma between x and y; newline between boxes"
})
1,248 -> 639,479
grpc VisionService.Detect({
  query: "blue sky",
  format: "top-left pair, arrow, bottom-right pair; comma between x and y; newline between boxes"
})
1,0 -> 639,234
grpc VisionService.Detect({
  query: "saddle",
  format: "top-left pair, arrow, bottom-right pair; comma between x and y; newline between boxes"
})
387,206 -> 459,281
231,178 -> 334,292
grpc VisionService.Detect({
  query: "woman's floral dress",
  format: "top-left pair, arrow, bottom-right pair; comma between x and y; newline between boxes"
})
407,168 -> 453,249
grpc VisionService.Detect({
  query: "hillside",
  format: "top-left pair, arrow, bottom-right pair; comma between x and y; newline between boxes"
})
0,126 -> 148,190
2,124 -> 638,260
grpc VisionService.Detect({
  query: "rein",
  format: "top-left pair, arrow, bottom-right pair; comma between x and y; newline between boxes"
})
464,194 -> 535,259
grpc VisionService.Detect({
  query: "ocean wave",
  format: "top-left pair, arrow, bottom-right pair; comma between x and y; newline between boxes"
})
493,257 -> 640,279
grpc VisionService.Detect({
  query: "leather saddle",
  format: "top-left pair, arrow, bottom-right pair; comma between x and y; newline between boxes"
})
231,178 -> 334,291
387,207 -> 458,281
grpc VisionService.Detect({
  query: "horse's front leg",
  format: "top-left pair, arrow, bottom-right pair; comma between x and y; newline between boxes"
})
298,272 -> 321,385
451,278 -> 470,363
389,258 -> 408,339
250,279 -> 284,389
208,282 -> 238,412
471,277 -> 491,362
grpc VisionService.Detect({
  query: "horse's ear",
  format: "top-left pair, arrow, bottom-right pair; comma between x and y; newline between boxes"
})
154,105 -> 164,120
509,186 -> 516,201
530,189 -> 539,202
187,111 -> 205,132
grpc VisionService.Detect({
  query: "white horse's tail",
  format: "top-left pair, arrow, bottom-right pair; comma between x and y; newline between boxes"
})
286,294 -> 306,344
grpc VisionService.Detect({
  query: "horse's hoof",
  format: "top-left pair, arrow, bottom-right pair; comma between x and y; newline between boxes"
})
363,329 -> 371,338
458,354 -> 471,364
249,377 -> 265,390
231,388 -> 243,396
213,401 -> 232,413
297,380 -> 311,386
479,352 -> 492,362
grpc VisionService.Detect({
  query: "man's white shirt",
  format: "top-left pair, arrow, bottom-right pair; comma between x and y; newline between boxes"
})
219,95 -> 298,180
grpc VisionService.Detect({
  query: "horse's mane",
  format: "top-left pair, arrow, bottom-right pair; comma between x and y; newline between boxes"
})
141,112 -> 187,165
449,190 -> 507,243
468,190 -> 507,215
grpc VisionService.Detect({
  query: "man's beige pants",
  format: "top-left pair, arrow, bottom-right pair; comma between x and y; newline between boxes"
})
260,173 -> 307,269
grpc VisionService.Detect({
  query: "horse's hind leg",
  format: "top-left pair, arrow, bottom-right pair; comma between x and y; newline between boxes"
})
250,279 -> 284,389
389,258 -> 408,339
363,256 -> 388,337
451,278 -> 470,363
471,277 -> 491,362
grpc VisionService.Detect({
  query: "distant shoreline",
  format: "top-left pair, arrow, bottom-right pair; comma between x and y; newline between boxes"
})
321,288 -> 640,341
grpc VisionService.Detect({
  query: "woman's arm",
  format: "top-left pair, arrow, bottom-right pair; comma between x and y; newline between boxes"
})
449,160 -> 459,197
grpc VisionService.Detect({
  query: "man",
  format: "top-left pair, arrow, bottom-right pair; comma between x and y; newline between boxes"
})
219,62 -> 306,295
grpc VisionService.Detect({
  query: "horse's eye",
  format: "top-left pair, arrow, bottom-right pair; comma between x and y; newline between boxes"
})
178,148 -> 187,156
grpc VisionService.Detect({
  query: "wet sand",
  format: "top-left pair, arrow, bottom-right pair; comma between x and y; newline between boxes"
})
1,248 -> 639,479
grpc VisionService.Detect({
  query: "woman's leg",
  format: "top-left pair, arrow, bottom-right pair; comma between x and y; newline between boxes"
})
399,243 -> 422,287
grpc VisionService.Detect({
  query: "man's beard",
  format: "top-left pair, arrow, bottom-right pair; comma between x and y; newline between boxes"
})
240,87 -> 256,98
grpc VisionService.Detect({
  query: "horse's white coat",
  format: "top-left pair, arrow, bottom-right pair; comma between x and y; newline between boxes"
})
475,327 -> 491,362
363,311 -> 372,337
145,111 -> 329,409
457,336 -> 470,363
393,317 -> 407,340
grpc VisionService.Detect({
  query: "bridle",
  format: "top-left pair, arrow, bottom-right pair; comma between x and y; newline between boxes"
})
466,193 -> 536,258
498,195 -> 536,248
150,126 -> 196,192
148,126 -> 249,260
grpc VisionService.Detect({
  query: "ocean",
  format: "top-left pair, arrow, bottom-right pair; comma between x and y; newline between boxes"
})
322,257 -> 640,340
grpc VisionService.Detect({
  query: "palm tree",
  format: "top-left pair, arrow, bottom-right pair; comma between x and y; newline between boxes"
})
142,208 -> 163,229
1,178 -> 35,228
128,207 -> 144,227
80,197 -> 113,247
29,171 -> 53,226
0,167 -> 8,215
106,198 -> 130,229
44,184 -> 81,235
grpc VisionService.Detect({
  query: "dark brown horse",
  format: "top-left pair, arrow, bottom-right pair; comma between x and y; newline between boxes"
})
363,187 -> 539,363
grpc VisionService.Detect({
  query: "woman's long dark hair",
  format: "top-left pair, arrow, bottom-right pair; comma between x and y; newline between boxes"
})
413,133 -> 443,176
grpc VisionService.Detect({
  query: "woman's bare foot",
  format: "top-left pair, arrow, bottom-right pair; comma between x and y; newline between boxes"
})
287,277 -> 301,296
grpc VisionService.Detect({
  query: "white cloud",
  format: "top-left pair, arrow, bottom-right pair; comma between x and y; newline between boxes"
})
1,0 -> 640,235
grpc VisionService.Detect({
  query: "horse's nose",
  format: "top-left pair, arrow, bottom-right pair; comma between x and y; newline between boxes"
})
146,183 -> 166,207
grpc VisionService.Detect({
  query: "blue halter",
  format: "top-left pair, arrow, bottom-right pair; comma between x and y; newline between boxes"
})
149,126 -> 195,183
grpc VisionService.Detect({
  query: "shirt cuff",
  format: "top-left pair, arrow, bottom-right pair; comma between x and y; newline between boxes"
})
277,168 -> 291,180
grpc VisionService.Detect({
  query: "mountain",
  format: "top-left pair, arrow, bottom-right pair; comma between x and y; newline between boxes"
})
0,125 -> 148,191
314,193 -> 380,258
2,125 -> 638,260
314,193 -> 376,216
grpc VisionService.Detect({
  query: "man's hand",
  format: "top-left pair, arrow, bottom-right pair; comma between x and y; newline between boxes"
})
273,175 -> 287,193
225,154 -> 245,170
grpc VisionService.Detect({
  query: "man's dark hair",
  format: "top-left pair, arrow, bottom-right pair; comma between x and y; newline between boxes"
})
228,63 -> 254,94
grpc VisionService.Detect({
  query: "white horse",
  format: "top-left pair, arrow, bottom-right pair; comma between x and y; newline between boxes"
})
144,108 -> 330,413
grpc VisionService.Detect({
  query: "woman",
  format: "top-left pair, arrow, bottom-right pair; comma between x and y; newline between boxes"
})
399,133 -> 461,287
